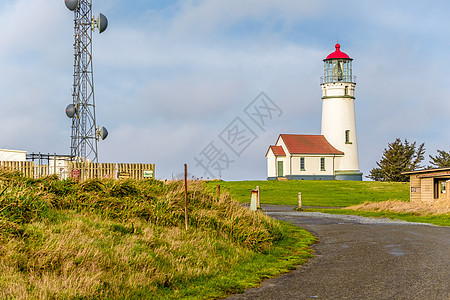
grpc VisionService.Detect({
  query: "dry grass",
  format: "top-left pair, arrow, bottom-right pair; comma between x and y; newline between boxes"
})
0,213 -> 252,299
347,199 -> 450,215
0,170 -> 291,299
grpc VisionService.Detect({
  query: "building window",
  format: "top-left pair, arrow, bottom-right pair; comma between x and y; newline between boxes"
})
345,130 -> 352,144
441,181 -> 446,194
345,86 -> 348,95
320,157 -> 325,171
300,157 -> 305,171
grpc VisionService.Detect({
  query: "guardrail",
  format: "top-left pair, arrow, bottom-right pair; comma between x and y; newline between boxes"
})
320,75 -> 356,84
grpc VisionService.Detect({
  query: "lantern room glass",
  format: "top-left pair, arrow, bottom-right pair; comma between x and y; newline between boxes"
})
323,59 -> 353,83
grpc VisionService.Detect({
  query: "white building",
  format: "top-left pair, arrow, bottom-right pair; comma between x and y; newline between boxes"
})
266,44 -> 363,181
0,149 -> 26,161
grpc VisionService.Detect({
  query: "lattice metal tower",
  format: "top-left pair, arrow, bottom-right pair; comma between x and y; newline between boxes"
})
65,0 -> 108,162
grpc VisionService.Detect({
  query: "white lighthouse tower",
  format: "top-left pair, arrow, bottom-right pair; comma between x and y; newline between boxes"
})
321,43 -> 362,180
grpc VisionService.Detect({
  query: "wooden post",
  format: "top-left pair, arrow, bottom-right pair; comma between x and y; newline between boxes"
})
184,164 -> 188,230
250,190 -> 258,211
216,184 -> 220,200
298,192 -> 302,209
256,186 -> 260,208
53,153 -> 57,176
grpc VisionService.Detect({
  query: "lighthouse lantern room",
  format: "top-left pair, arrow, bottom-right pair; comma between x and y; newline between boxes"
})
322,43 -> 354,83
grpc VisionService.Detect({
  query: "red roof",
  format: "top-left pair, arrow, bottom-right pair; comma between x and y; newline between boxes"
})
267,145 -> 286,156
278,134 -> 344,155
325,43 -> 351,60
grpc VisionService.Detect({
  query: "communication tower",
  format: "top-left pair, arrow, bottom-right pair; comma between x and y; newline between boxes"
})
64,0 -> 108,162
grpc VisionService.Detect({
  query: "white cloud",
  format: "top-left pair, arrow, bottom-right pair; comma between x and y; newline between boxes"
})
168,0 -> 325,37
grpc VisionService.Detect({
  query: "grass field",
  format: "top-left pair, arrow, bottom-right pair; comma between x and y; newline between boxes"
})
206,180 -> 410,207
206,180 -> 449,226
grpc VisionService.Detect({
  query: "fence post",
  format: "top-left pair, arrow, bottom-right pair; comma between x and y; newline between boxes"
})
216,184 -> 220,200
298,192 -> 302,209
250,189 -> 258,211
256,186 -> 260,208
184,164 -> 188,230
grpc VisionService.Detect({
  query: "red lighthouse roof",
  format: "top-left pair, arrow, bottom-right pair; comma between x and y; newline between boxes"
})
325,43 -> 351,60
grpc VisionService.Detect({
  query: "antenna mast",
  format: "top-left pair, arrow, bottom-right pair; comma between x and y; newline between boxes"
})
65,0 -> 108,162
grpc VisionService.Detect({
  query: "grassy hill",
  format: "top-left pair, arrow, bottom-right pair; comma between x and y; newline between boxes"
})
206,180 -> 410,207
0,170 -> 314,299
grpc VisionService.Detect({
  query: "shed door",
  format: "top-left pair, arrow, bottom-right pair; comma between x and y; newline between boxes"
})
277,161 -> 284,177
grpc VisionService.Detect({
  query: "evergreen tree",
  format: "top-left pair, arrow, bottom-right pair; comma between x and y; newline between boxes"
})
429,150 -> 450,168
368,138 -> 425,182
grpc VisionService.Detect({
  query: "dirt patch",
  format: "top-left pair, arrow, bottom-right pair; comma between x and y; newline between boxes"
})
347,200 -> 450,215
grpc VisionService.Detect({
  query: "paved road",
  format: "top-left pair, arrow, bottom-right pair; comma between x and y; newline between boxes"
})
227,205 -> 450,300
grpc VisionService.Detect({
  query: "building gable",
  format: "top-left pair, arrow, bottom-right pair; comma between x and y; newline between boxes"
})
265,145 -> 286,157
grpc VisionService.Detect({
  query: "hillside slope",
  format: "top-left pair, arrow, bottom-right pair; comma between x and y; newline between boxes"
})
0,170 -> 314,299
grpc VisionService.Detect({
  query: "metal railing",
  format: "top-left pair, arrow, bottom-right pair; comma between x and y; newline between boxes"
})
321,75 -> 356,84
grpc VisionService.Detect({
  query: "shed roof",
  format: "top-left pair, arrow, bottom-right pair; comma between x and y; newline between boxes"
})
278,134 -> 344,155
402,168 -> 450,178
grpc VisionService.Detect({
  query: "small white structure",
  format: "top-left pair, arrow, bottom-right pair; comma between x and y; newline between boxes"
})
266,43 -> 362,181
49,156 -> 72,179
0,149 -> 26,161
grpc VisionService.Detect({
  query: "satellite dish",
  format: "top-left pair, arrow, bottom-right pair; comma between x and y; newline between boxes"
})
98,13 -> 108,34
65,104 -> 76,118
65,0 -> 80,11
99,126 -> 108,140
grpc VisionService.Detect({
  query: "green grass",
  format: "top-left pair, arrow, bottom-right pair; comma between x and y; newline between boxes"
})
207,180 -> 410,207
152,222 -> 314,299
207,180 -> 448,227
0,170 -> 315,299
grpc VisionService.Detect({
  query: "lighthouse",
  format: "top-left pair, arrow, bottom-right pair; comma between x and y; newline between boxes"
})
320,43 -> 362,180
265,43 -> 363,181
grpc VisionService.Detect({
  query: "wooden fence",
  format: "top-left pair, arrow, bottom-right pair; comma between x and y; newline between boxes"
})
0,161 -> 36,178
0,161 -> 155,181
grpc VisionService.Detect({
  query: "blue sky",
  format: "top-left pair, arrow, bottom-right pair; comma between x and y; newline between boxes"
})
1,0 -> 450,180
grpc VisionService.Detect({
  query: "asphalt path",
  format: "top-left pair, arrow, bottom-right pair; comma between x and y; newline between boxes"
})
227,205 -> 450,300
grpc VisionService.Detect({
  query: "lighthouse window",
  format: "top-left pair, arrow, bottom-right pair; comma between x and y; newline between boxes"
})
345,130 -> 352,144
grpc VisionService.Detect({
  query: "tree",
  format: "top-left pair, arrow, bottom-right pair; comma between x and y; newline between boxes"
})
429,150 -> 450,168
367,138 -> 425,182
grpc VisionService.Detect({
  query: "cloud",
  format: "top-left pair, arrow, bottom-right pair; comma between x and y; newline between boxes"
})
1,0 -> 450,180
167,0 -> 325,37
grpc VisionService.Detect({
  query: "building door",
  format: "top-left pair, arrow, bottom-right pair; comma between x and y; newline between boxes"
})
277,161 -> 284,177
433,179 -> 447,199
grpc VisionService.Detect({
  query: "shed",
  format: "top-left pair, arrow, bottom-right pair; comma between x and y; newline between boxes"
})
403,168 -> 450,203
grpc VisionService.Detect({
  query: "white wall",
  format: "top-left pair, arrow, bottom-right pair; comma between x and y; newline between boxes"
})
266,150 -> 277,178
321,82 -> 360,172
291,155 -> 338,176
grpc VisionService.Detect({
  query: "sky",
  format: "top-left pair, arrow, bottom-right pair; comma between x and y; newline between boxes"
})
1,0 -> 450,180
